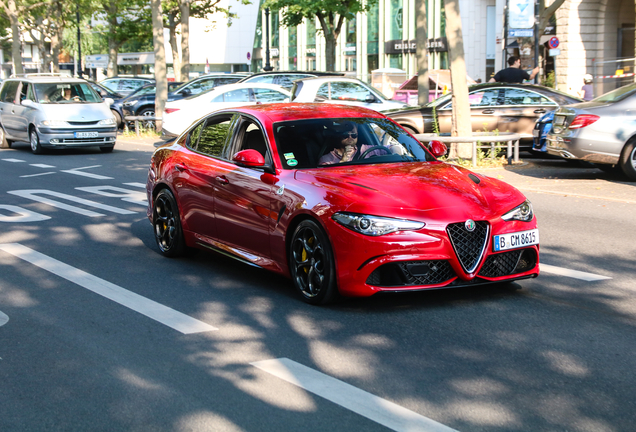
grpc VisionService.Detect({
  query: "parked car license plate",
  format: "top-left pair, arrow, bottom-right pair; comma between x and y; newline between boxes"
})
493,229 -> 539,252
75,131 -> 98,138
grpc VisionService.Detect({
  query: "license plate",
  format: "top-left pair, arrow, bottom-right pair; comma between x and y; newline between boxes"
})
532,129 -> 539,137
553,115 -> 566,127
493,229 -> 539,252
75,131 -> 98,138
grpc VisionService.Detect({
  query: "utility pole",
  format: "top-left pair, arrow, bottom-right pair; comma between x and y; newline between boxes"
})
76,7 -> 82,78
263,8 -> 273,72
534,0 -> 539,83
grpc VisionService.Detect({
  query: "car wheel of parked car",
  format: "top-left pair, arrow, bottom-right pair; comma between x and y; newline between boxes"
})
153,189 -> 186,257
111,110 -> 122,128
30,128 -> 43,154
0,125 -> 13,149
619,140 -> 636,181
100,145 -> 115,153
289,220 -> 338,305
139,108 -> 156,130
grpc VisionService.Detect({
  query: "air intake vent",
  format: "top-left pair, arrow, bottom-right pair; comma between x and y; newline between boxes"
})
446,221 -> 489,273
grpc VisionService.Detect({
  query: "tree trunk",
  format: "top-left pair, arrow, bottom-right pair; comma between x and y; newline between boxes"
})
106,0 -> 118,77
167,13 -> 181,82
8,0 -> 23,75
179,0 -> 190,81
415,0 -> 429,106
443,0 -> 472,159
51,26 -> 61,72
317,14 -> 344,72
151,0 -> 167,132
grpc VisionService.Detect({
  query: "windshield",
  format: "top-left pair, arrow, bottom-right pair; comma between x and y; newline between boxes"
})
593,82 -> 636,103
35,82 -> 102,104
274,117 -> 435,169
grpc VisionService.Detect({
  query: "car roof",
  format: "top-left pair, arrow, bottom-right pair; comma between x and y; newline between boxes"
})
294,76 -> 364,84
7,74 -> 88,84
206,82 -> 291,93
232,102 -> 386,123
243,71 -> 345,78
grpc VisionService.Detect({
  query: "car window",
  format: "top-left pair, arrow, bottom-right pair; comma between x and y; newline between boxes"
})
274,74 -> 310,88
196,115 -> 233,157
253,88 -> 288,103
234,120 -> 270,163
18,82 -> 29,102
245,75 -> 276,84
185,78 -> 216,95
502,88 -> 555,106
34,83 -> 101,104
134,86 -> 156,96
217,88 -> 251,103
119,80 -> 146,92
186,120 -> 204,150
215,77 -> 241,86
26,83 -> 36,101
0,81 -> 19,103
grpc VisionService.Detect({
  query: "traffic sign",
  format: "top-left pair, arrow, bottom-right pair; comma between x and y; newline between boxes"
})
549,37 -> 559,49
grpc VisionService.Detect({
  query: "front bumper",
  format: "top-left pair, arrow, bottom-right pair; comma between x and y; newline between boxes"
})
37,126 -> 117,148
546,133 -> 620,164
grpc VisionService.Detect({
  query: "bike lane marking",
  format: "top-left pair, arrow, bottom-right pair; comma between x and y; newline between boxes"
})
252,358 -> 458,432
0,310 -> 8,327
0,243 -> 217,334
61,165 -> 113,180
540,264 -> 611,281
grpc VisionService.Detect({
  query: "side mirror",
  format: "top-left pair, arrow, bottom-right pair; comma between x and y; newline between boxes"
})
181,88 -> 191,96
428,140 -> 447,158
104,97 -> 114,106
232,149 -> 265,167
365,94 -> 377,103
21,99 -> 35,107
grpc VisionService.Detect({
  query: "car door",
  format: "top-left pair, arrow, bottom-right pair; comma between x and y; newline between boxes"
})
319,81 -> 383,110
497,87 -> 558,139
213,116 -> 274,259
436,88 -> 502,134
0,81 -> 22,139
171,114 -> 236,241
11,82 -> 34,140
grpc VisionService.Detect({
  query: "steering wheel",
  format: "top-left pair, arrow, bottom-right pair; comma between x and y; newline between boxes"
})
72,96 -> 81,102
358,145 -> 391,160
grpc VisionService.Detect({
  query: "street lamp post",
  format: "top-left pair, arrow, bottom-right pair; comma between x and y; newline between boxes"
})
534,0 -> 539,83
76,8 -> 82,78
263,8 -> 273,71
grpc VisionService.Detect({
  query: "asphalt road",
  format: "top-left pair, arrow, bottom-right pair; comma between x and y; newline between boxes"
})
0,139 -> 635,432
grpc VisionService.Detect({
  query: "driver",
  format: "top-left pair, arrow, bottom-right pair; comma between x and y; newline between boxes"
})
319,122 -> 384,165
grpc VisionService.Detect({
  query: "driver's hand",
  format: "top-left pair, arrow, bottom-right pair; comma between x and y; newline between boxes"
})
342,144 -> 355,162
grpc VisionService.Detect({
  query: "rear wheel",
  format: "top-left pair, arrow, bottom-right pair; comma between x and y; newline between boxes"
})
30,128 -> 43,154
153,189 -> 186,257
619,141 -> 636,181
139,108 -> 156,130
111,110 -> 122,128
0,126 -> 12,149
289,220 -> 338,305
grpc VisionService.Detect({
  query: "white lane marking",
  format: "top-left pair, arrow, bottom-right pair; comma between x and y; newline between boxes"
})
76,186 -> 147,206
61,165 -> 113,180
2,158 -> 26,163
0,205 -> 51,222
0,243 -> 218,334
30,163 -> 55,168
8,189 -> 136,217
252,358 -> 458,432
123,182 -> 146,188
20,172 -> 56,178
0,310 -> 8,327
540,264 -> 612,281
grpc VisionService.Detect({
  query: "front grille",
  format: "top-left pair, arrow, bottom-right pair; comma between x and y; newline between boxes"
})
67,121 -> 99,126
478,248 -> 537,278
366,260 -> 456,287
58,137 -> 111,144
446,221 -> 489,273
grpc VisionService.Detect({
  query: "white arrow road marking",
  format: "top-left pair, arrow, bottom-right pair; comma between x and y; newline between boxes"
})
76,186 -> 147,206
0,205 -> 51,222
540,264 -> 612,281
30,163 -> 56,168
20,172 -> 56,178
0,243 -> 218,334
61,165 -> 113,180
8,189 -> 136,217
0,310 -> 8,327
252,358 -> 458,432
1,158 -> 26,163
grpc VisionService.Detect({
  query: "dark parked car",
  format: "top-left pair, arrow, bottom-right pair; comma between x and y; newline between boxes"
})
118,82 -> 182,129
99,77 -> 154,97
385,83 -> 582,148
88,81 -> 126,126
167,73 -> 245,102
237,71 -> 345,90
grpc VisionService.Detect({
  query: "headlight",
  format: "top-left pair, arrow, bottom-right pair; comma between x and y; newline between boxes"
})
98,118 -> 116,125
332,212 -> 425,236
123,100 -> 138,106
501,200 -> 534,222
41,120 -> 69,126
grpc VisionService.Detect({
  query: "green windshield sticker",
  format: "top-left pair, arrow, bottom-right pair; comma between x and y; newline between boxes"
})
287,159 -> 298,167
284,152 -> 295,160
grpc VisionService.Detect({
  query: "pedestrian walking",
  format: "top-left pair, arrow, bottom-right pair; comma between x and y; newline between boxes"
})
489,56 -> 540,84
579,74 -> 594,101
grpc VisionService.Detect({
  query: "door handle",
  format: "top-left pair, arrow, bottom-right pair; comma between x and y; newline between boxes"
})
216,175 -> 229,185
482,109 -> 495,114
534,109 -> 546,114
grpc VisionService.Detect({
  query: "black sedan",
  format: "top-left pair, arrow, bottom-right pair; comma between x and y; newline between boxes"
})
385,83 -> 581,148
118,82 -> 183,129
88,81 -> 126,127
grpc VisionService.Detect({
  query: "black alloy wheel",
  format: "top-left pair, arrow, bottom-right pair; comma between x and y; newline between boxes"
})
153,189 -> 186,257
289,220 -> 338,305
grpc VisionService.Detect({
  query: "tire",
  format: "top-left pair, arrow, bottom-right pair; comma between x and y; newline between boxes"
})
99,145 -> 115,153
111,110 -> 122,128
0,125 -> 12,149
30,128 -> 43,154
138,108 -> 156,130
619,141 -> 636,181
289,220 -> 339,305
153,189 -> 186,257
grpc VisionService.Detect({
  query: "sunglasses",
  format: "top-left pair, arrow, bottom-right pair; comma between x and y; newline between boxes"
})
341,132 -> 358,139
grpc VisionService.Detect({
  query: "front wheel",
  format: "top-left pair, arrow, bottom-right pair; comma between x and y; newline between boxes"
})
30,128 -> 43,154
619,141 -> 636,181
289,220 -> 338,305
153,189 -> 186,257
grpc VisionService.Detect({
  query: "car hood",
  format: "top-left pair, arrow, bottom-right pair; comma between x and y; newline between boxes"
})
294,162 -> 525,221
37,102 -> 112,120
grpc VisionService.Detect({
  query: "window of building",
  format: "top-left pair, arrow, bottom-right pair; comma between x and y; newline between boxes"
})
289,26 -> 298,71
254,9 -> 262,49
271,10 -> 280,48
388,0 -> 404,41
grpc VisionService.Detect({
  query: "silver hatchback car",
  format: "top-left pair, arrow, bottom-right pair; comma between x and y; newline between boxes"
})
0,74 -> 117,154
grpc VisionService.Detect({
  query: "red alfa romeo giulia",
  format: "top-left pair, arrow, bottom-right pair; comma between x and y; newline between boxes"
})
147,103 -> 539,304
